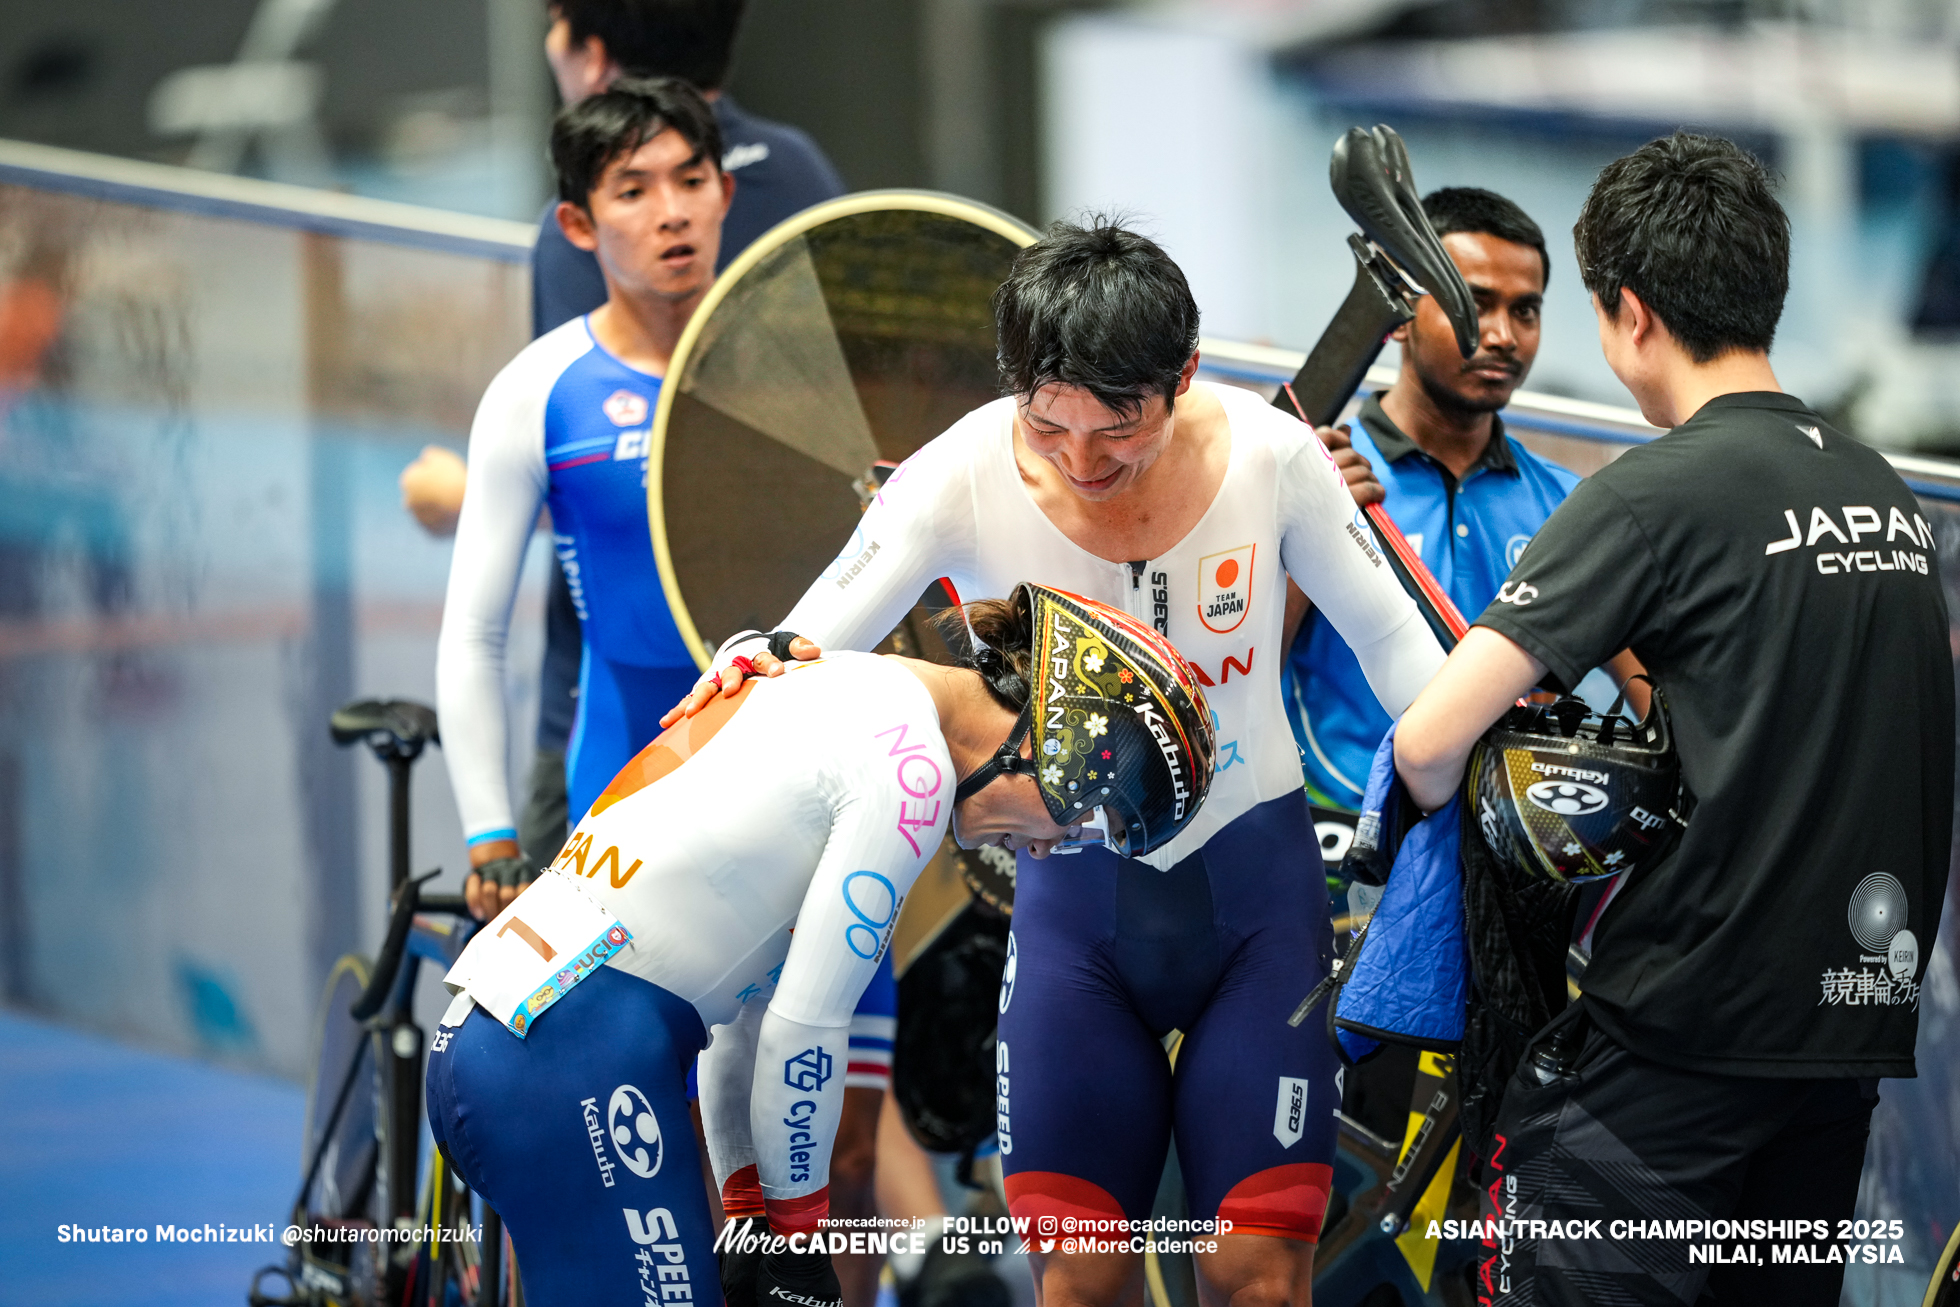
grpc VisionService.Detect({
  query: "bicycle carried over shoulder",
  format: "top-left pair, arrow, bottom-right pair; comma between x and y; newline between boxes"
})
250,698 -> 517,1307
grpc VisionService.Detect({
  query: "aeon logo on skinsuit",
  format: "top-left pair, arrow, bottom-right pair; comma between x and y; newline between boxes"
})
606,1084 -> 663,1179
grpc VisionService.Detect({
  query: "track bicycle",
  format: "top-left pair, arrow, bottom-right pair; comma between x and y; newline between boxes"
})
249,698 -> 517,1307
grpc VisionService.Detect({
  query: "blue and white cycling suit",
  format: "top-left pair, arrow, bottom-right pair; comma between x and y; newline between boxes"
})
428,654 -> 946,1304
438,316 -> 698,841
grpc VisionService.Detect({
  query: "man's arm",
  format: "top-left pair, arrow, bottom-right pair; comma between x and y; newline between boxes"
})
751,764 -> 940,1233
435,365 -> 549,884
1274,417 -> 1446,714
1282,422 -> 1385,652
1394,626 -> 1545,811
663,433 -> 974,724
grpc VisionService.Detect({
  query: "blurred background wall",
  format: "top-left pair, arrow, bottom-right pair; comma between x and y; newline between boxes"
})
4,1 -> 1960,445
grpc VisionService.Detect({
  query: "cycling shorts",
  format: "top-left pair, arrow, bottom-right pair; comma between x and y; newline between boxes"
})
1477,1003 -> 1877,1307
847,949 -> 896,1091
426,965 -> 718,1305
997,793 -> 1338,1242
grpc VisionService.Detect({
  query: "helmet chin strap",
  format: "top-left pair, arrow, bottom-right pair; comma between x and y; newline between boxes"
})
954,701 -> 1037,804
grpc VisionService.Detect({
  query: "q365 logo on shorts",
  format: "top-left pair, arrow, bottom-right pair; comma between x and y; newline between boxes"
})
784,1046 -> 834,1093
1525,780 -> 1609,816
606,1084 -> 663,1179
1495,581 -> 1539,607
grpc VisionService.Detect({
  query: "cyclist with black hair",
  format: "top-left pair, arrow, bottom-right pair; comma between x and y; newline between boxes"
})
1286,187 -> 1644,843
439,77 -> 736,910
673,219 -> 1447,1307
1394,131 -> 1953,1306
429,587 -> 1217,1307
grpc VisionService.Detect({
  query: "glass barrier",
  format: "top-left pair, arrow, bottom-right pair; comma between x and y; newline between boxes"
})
0,154 -> 538,1082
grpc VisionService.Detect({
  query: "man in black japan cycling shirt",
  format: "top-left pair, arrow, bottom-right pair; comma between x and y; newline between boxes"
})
1393,132 -> 1954,1307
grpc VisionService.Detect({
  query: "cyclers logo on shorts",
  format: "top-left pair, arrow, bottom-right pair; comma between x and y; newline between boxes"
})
782,1098 -> 818,1184
605,1085 -> 663,1179
784,1047 -> 834,1093
1495,581 -> 1538,606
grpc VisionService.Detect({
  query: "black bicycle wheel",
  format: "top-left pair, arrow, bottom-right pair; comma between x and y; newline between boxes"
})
296,953 -> 385,1303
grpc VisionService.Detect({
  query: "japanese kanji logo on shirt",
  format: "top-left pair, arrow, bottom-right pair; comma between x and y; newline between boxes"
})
603,389 -> 649,427
1819,872 -> 1920,1010
1198,545 -> 1255,634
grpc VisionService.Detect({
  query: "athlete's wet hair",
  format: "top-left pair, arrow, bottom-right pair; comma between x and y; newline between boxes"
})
1574,132 -> 1789,363
993,218 -> 1200,419
551,75 -> 723,208
1424,187 -> 1548,289
549,0 -> 746,90
935,595 -> 1034,713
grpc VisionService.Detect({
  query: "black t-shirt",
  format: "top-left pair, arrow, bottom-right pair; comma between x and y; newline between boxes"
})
1476,392 -> 1954,1078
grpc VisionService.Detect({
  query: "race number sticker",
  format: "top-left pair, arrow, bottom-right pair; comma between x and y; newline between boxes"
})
445,872 -> 631,1038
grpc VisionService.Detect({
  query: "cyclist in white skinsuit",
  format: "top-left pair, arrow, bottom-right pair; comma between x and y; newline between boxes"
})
690,223 -> 1445,1307
426,586 -> 1218,1307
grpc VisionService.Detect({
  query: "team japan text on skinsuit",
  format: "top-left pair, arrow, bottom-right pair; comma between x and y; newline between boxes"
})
441,653 -> 948,1215
741,381 -> 1443,868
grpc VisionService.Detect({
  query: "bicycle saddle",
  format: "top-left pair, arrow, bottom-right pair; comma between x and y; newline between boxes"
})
1329,125 -> 1479,360
330,698 -> 440,751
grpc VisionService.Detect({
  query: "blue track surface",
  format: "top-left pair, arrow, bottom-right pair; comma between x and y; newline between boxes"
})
0,1007 -> 305,1307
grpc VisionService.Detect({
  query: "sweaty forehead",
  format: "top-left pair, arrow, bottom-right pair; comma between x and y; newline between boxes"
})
1023,383 -> 1162,430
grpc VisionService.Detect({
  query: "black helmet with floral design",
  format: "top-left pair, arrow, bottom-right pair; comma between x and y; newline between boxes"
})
950,583 -> 1216,857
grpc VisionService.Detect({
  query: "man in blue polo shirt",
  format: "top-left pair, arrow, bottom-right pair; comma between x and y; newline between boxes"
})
1287,188 -> 1594,849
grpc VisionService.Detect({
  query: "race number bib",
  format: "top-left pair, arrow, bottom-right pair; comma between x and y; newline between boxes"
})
444,872 -> 632,1038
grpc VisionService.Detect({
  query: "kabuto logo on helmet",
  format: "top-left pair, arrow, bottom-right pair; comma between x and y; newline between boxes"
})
1468,682 -> 1692,884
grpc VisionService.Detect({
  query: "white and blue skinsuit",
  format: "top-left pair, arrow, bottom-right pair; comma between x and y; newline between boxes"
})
436,317 -> 896,1089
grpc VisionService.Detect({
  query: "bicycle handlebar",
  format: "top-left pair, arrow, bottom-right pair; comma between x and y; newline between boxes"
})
350,870 -> 456,1021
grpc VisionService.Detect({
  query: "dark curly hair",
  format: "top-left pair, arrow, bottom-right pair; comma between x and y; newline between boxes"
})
991,217 -> 1200,419
550,75 -> 723,208
1574,131 -> 1788,363
550,0 -> 746,90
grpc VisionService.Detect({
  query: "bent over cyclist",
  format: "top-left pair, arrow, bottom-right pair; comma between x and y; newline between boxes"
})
678,222 -> 1447,1306
428,586 -> 1216,1306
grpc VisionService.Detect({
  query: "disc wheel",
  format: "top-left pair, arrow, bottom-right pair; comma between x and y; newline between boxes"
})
648,191 -> 1038,665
